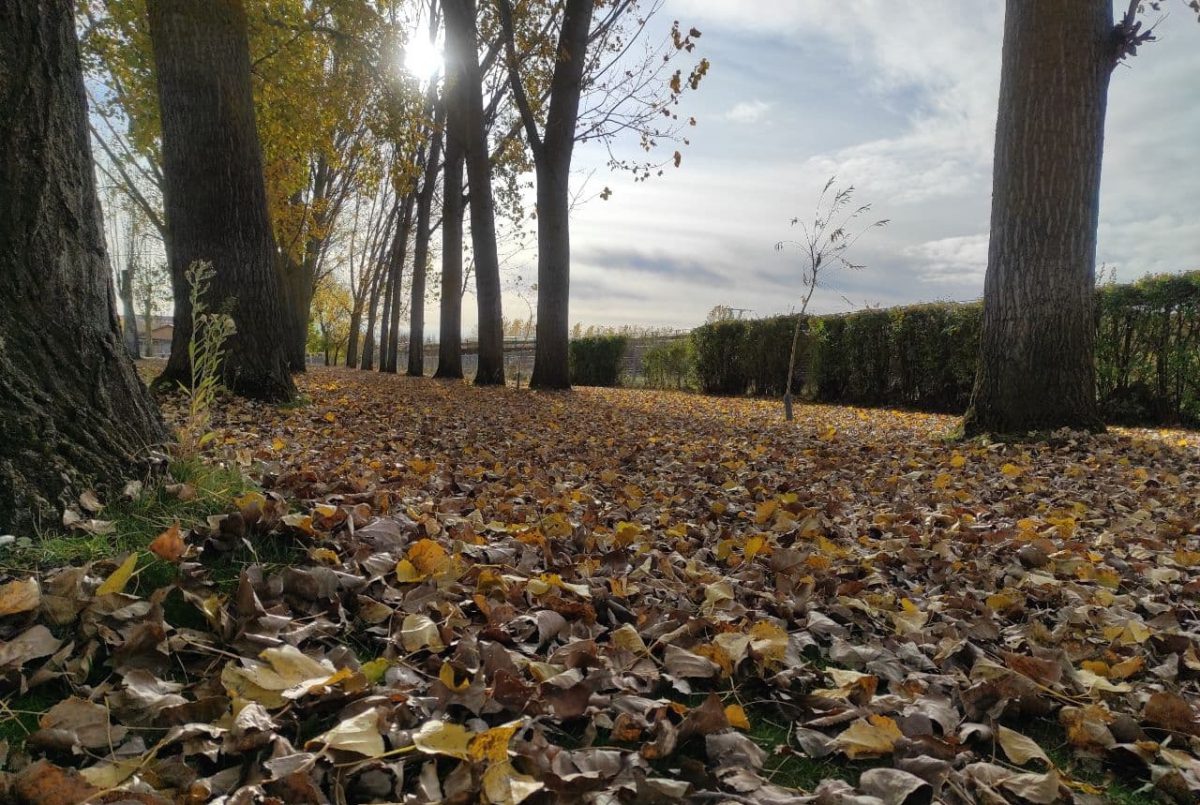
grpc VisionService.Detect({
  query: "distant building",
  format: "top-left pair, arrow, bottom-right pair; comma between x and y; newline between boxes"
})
120,315 -> 173,358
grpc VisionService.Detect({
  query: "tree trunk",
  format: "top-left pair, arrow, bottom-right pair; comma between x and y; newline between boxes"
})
1,0 -> 167,533
147,0 -> 295,402
446,0 -> 505,386
408,109 -> 444,378
384,195 -> 415,373
361,263 -> 383,370
963,0 -> 1112,436
377,241 -> 395,372
281,260 -> 314,371
527,0 -> 592,390
346,305 -> 363,368
119,267 -> 141,359
434,128 -> 466,379
531,160 -> 573,389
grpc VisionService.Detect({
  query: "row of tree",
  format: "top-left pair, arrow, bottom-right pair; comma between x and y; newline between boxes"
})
81,0 -> 707,396
0,0 -> 1192,532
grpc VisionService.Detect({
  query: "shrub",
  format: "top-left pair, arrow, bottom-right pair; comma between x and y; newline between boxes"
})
688,269 -> 1200,425
692,319 -> 747,394
178,261 -> 236,455
570,335 -> 628,387
642,338 -> 695,389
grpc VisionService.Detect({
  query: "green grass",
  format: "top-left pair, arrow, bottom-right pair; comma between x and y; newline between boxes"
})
0,684 -> 69,750
1022,718 -> 1157,805
0,456 -> 250,587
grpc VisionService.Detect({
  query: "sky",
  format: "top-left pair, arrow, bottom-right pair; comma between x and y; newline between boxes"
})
528,0 -> 1200,331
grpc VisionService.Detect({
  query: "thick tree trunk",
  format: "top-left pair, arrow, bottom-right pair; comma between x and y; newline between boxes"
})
0,0 -> 167,533
527,0 -> 592,390
446,0 -> 505,386
530,160 -> 573,389
346,305 -> 363,368
377,243 -> 395,372
281,259 -> 314,371
434,131 -> 466,379
963,0 -> 1112,435
147,0 -> 295,402
408,111 -> 444,378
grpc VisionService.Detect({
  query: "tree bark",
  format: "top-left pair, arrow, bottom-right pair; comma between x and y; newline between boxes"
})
360,266 -> 382,370
498,0 -> 593,390
434,121 -> 466,379
531,1 -> 591,389
531,159 -> 573,389
408,106 -> 445,378
147,0 -> 295,402
0,0 -> 168,533
119,267 -> 141,359
963,0 -> 1113,436
446,0 -> 505,386
384,194 -> 415,373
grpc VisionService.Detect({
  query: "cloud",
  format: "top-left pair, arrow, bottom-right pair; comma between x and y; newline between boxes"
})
724,99 -> 771,124
540,2 -> 1200,331
905,234 -> 990,284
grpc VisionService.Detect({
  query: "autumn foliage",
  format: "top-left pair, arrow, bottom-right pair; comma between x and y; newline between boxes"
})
2,369 -> 1199,802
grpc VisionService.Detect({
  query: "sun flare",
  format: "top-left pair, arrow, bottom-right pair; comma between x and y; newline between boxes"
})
403,36 -> 442,81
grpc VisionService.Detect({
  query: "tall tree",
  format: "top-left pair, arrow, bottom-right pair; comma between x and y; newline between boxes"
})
496,0 -> 706,389
434,100 -> 467,379
963,0 -> 1170,435
147,0 -> 296,401
408,103 -> 445,377
1,0 -> 167,532
498,0 -> 591,389
445,0 -> 506,385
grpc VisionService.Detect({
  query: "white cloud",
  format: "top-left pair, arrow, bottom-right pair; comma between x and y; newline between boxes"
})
724,99 -> 771,123
904,234 -> 990,284
522,2 -> 1200,330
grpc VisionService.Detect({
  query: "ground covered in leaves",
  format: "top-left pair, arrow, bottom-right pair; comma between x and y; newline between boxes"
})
3,367 -> 1200,804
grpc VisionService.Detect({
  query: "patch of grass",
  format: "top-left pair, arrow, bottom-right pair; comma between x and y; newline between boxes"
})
0,684 -> 69,749
1022,718 -> 1156,805
1,455 -> 251,581
276,393 -> 312,411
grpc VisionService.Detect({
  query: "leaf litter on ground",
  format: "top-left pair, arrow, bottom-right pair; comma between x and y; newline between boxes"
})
2,367 -> 1199,803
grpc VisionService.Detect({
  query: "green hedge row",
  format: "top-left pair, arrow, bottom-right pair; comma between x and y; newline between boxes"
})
690,270 -> 1200,424
570,335 -> 627,387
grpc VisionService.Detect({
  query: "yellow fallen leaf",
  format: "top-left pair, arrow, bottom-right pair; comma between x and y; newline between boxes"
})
96,554 -> 139,596
360,658 -> 391,684
483,760 -> 544,805
611,623 -> 649,655
439,662 -> 471,692
725,704 -> 751,730
469,721 -> 521,763
312,707 -> 385,757
412,719 -> 472,760
998,725 -> 1051,767
0,577 -> 41,616
834,715 -> 903,758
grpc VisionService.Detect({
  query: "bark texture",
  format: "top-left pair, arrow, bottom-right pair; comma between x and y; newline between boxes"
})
446,0 -> 505,386
148,0 -> 295,401
0,0 -> 167,533
499,0 -> 593,389
409,102 -> 445,377
434,116 -> 466,379
963,0 -> 1113,435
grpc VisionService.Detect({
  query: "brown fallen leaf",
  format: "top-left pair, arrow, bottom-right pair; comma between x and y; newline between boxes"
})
148,522 -> 186,562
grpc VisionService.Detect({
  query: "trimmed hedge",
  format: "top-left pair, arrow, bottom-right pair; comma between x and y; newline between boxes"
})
642,338 -> 695,389
570,335 -> 628,387
690,270 -> 1200,425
